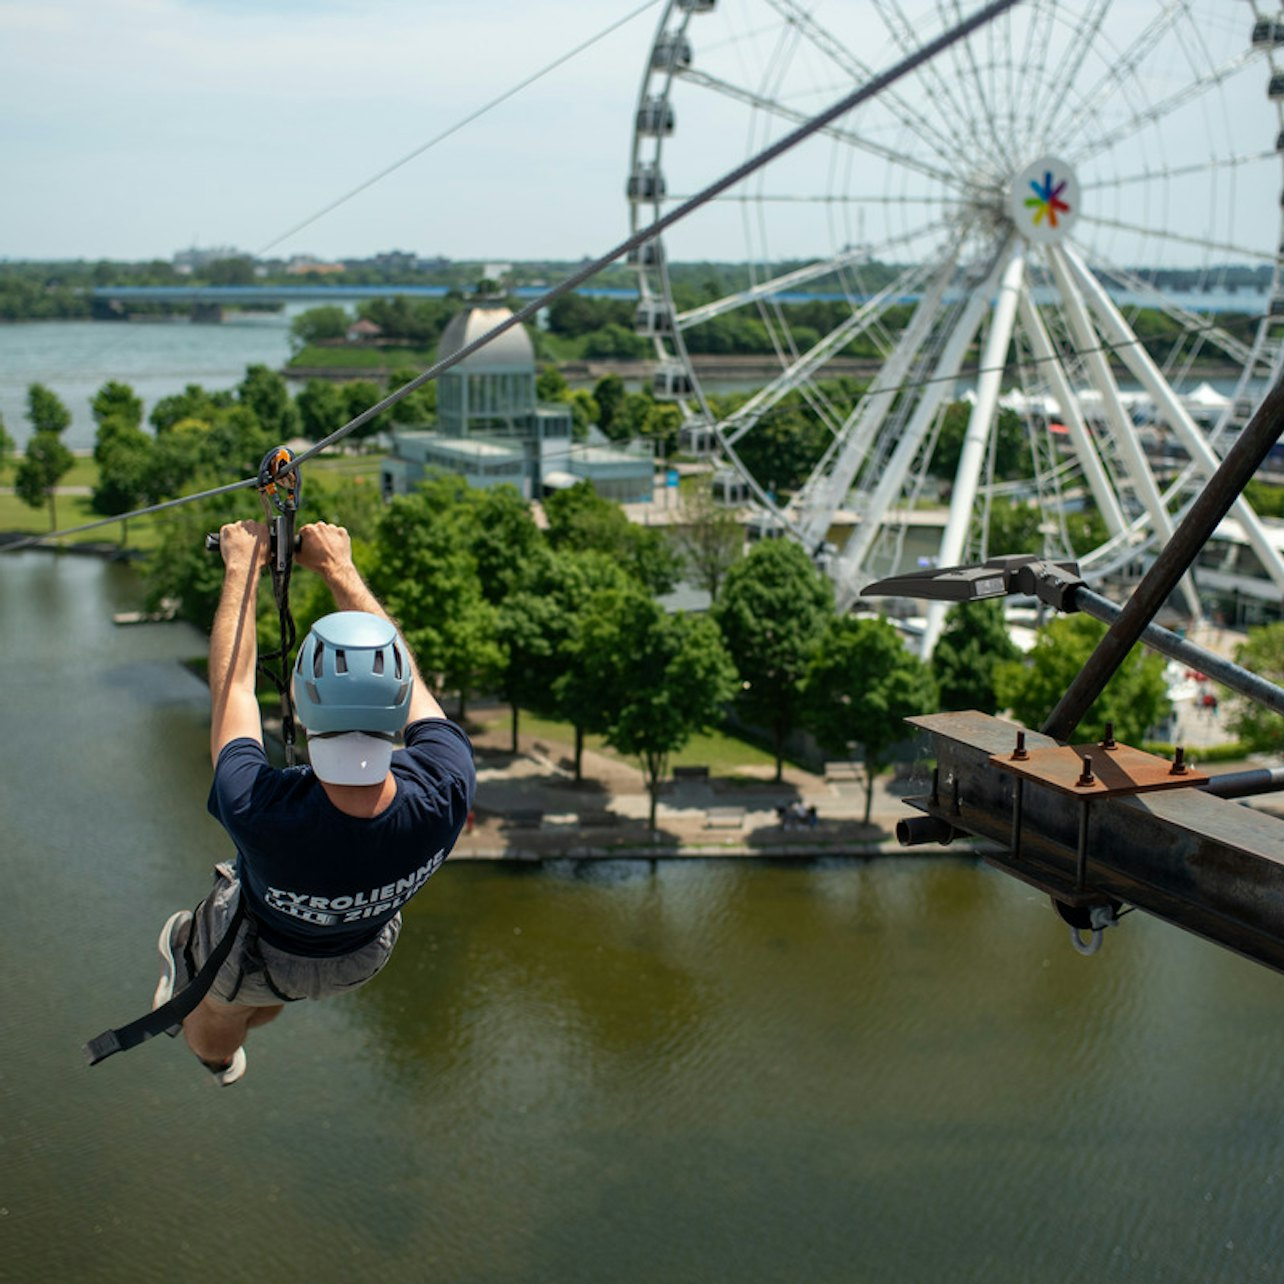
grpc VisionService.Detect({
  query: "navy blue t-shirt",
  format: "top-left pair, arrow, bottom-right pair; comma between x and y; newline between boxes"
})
207,718 -> 476,956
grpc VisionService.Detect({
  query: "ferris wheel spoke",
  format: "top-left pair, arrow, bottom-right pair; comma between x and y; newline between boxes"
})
677,66 -> 964,190
829,254 -> 1009,608
1044,0 -> 1190,153
1081,151 -> 1277,194
1088,258 -> 1257,369
936,0 -> 1020,173
1063,243 -> 1284,597
1015,285 -> 1128,538
761,0 -> 978,177
1066,48 -> 1257,166
722,261 -> 940,448
1073,217 -> 1277,266
871,0 -> 1000,171
676,245 -> 900,328
1024,0 -> 1115,154
1045,244 -> 1203,616
794,252 -> 964,553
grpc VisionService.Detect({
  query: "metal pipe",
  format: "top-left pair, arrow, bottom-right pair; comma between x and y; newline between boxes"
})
1201,767 -> 1284,801
896,815 -> 957,846
1073,587 -> 1284,717
1042,375 -> 1284,744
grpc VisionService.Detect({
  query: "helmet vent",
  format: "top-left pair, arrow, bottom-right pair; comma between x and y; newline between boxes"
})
306,680 -> 321,705
312,643 -> 324,679
393,646 -> 405,680
373,651 -> 385,676
335,650 -> 348,674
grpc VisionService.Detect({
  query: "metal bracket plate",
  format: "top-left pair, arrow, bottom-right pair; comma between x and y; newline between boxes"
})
990,743 -> 1207,798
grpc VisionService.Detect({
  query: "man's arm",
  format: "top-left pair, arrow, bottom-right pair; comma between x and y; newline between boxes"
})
208,519 -> 269,765
296,521 -> 445,724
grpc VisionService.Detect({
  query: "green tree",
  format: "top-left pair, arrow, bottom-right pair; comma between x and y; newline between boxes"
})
91,421 -> 153,543
384,366 -> 437,427
142,492 -> 252,630
732,399 -> 828,495
536,364 -> 569,402
1226,623 -> 1284,753
993,613 -> 1170,744
296,379 -> 349,443
91,380 -> 143,431
471,483 -> 543,605
981,497 -> 1043,558
543,480 -> 681,596
368,489 -> 502,717
640,401 -> 683,458
669,476 -> 744,600
341,379 -> 387,449
150,384 -> 233,434
1063,506 -> 1110,557
931,598 -> 1020,714
0,413 -> 14,479
568,587 -> 736,829
803,615 -> 939,823
713,538 -> 834,780
499,547 -> 629,762
931,402 -> 1031,481
593,373 -> 626,436
15,432 -> 75,530
566,389 -> 598,440
26,383 -> 72,437
237,364 -> 301,442
290,305 -> 350,348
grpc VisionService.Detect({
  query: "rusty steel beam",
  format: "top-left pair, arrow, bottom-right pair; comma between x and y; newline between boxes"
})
902,711 -> 1284,974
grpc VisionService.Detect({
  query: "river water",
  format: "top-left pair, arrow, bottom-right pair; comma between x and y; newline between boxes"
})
3,552 -> 1284,1282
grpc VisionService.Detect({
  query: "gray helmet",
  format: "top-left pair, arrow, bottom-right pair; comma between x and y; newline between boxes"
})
293,611 -> 412,735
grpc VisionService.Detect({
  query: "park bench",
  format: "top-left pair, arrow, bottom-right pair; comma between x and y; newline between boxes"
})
704,806 -> 745,829
505,809 -> 544,829
821,760 -> 862,780
673,765 -> 710,782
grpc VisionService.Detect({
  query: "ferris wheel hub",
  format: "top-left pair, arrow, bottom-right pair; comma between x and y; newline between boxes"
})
1008,156 -> 1080,245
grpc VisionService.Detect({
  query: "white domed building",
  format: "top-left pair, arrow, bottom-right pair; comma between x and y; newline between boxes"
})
381,297 -> 655,504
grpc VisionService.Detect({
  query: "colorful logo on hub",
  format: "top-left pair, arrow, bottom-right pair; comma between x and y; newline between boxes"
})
1009,156 -> 1078,245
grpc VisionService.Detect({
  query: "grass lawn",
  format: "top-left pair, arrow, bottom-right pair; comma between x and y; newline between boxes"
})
287,345 -> 436,371
478,705 -> 788,775
1,453 -> 386,551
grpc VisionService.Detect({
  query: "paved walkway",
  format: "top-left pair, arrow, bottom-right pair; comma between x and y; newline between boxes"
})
454,717 -> 960,862
451,669 -> 1256,861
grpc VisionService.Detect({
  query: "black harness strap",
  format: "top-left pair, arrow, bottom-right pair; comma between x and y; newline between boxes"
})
83,897 -> 247,1066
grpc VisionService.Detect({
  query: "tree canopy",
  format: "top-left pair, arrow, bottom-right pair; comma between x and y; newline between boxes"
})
931,598 -> 1021,714
803,614 -> 938,823
994,613 -> 1170,744
1226,623 -> 1284,754
714,538 -> 833,779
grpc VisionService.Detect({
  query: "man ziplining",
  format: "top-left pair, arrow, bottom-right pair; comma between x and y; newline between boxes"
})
151,518 -> 476,1085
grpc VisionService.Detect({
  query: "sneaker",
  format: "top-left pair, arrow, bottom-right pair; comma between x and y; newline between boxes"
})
153,910 -> 194,1030
200,1046 -> 247,1087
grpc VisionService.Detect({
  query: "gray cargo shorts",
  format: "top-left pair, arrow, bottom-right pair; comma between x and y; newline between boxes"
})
190,863 -> 402,1007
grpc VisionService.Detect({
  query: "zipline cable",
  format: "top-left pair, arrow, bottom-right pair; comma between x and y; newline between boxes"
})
3,0 -> 1022,552
255,0 -> 665,258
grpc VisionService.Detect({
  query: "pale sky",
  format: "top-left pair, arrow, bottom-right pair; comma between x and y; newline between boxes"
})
2,0 -> 665,263
1,0 -> 1277,270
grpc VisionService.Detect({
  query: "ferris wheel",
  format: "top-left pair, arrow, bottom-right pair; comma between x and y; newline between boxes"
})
627,0 -> 1284,651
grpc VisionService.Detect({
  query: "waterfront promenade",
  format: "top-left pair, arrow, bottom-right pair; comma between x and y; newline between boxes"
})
453,637 -> 1250,862
453,713 -> 927,862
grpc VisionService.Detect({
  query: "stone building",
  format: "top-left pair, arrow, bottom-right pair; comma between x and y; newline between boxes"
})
381,297 -> 654,503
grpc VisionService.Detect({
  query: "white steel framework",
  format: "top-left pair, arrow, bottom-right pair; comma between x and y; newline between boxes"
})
627,0 -> 1284,650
